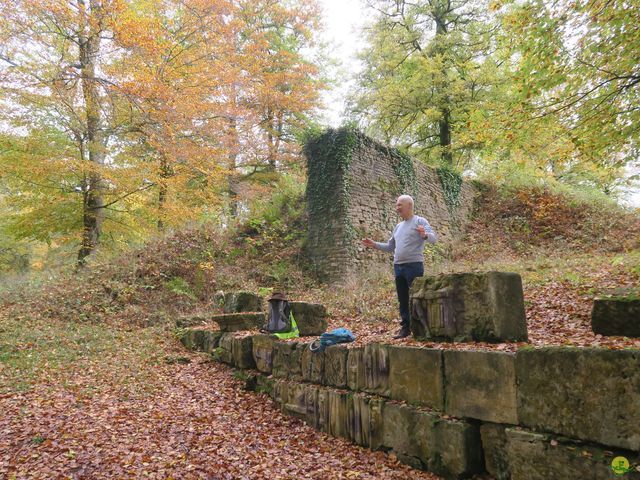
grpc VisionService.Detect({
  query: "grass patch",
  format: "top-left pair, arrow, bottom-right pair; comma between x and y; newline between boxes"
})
0,314 -> 170,395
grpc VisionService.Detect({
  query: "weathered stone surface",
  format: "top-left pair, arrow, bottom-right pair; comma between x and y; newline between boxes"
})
324,345 -> 349,388
381,402 -> 483,478
410,272 -> 528,342
367,398 -> 385,451
175,315 -> 207,328
506,428 -> 640,480
211,312 -> 264,332
289,302 -> 328,336
281,381 -> 308,421
363,344 -> 390,396
220,291 -> 263,313
301,345 -> 324,384
272,341 -> 304,380
388,346 -> 443,409
517,347 -> 640,451
216,333 -> 234,364
272,379 -> 288,405
347,344 -> 390,396
231,335 -> 255,369
480,423 -> 511,480
444,350 -> 518,424
180,328 -> 222,353
302,384 -> 321,427
592,296 -> 640,337
315,386 -> 331,433
252,334 -> 276,374
347,393 -> 373,447
347,347 -> 364,391
327,390 -> 350,440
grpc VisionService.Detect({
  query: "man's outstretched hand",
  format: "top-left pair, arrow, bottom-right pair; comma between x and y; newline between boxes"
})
362,238 -> 376,248
416,225 -> 427,238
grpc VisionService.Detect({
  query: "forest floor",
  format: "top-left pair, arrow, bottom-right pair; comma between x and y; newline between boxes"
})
0,312 -> 447,479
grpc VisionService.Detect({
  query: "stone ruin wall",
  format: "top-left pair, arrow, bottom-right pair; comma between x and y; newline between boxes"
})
305,130 -> 478,282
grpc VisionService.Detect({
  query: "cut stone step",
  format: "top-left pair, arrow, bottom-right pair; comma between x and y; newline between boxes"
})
211,312 -> 264,332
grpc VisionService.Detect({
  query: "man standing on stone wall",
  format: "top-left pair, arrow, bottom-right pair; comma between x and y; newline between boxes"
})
361,195 -> 438,339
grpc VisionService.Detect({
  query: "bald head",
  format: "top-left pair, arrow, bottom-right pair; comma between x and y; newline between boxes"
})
395,195 -> 414,220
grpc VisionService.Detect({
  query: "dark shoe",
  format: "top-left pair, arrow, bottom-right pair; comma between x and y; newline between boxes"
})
393,327 -> 411,339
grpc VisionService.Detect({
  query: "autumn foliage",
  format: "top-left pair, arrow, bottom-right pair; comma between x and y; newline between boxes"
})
0,0 -> 324,264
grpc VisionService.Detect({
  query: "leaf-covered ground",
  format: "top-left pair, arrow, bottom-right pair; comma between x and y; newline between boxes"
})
0,313 -> 443,480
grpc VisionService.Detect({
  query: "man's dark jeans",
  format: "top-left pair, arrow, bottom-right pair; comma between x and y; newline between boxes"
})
394,262 -> 424,330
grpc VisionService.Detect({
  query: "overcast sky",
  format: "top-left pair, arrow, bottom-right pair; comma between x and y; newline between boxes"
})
316,0 -> 369,126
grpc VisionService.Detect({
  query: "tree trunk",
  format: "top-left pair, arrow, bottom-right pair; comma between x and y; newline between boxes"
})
77,0 -> 105,266
227,116 -> 240,217
266,108 -> 277,169
434,3 -> 453,167
157,157 -> 172,230
439,106 -> 452,166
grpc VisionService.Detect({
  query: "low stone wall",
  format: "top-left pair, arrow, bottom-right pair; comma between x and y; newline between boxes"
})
180,330 -> 640,479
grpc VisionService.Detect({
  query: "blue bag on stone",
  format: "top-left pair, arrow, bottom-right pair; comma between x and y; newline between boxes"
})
309,328 -> 355,353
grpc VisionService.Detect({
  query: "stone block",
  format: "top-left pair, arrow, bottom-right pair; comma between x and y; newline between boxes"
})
315,387 -> 331,433
176,315 -> 207,328
302,384 -> 321,427
444,350 -> 518,424
231,335 -> 255,369
272,341 -> 304,380
516,347 -> 640,451
381,402 -> 483,478
592,296 -> 640,337
301,345 -> 324,384
211,312 -> 265,332
252,334 -> 276,374
368,398 -> 385,451
506,428 -> 640,480
181,328 -> 222,352
272,379 -> 288,405
324,345 -> 349,388
281,382 -> 308,421
410,272 -> 528,342
289,302 -> 328,336
347,344 -> 390,396
347,393 -> 372,447
480,423 -> 510,480
347,347 -> 364,391
388,346 -> 443,409
221,291 -> 263,313
327,390 -> 350,440
216,333 -> 234,364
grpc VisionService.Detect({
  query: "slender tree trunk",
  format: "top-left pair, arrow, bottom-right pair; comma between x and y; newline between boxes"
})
434,4 -> 453,167
439,106 -> 452,166
227,116 -> 240,217
157,157 -> 172,230
77,0 -> 105,266
266,108 -> 277,169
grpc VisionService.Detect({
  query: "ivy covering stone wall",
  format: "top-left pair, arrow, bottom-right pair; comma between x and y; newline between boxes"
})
304,128 -> 477,282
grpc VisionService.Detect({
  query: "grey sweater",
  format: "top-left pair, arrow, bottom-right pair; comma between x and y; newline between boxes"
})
374,215 -> 437,264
